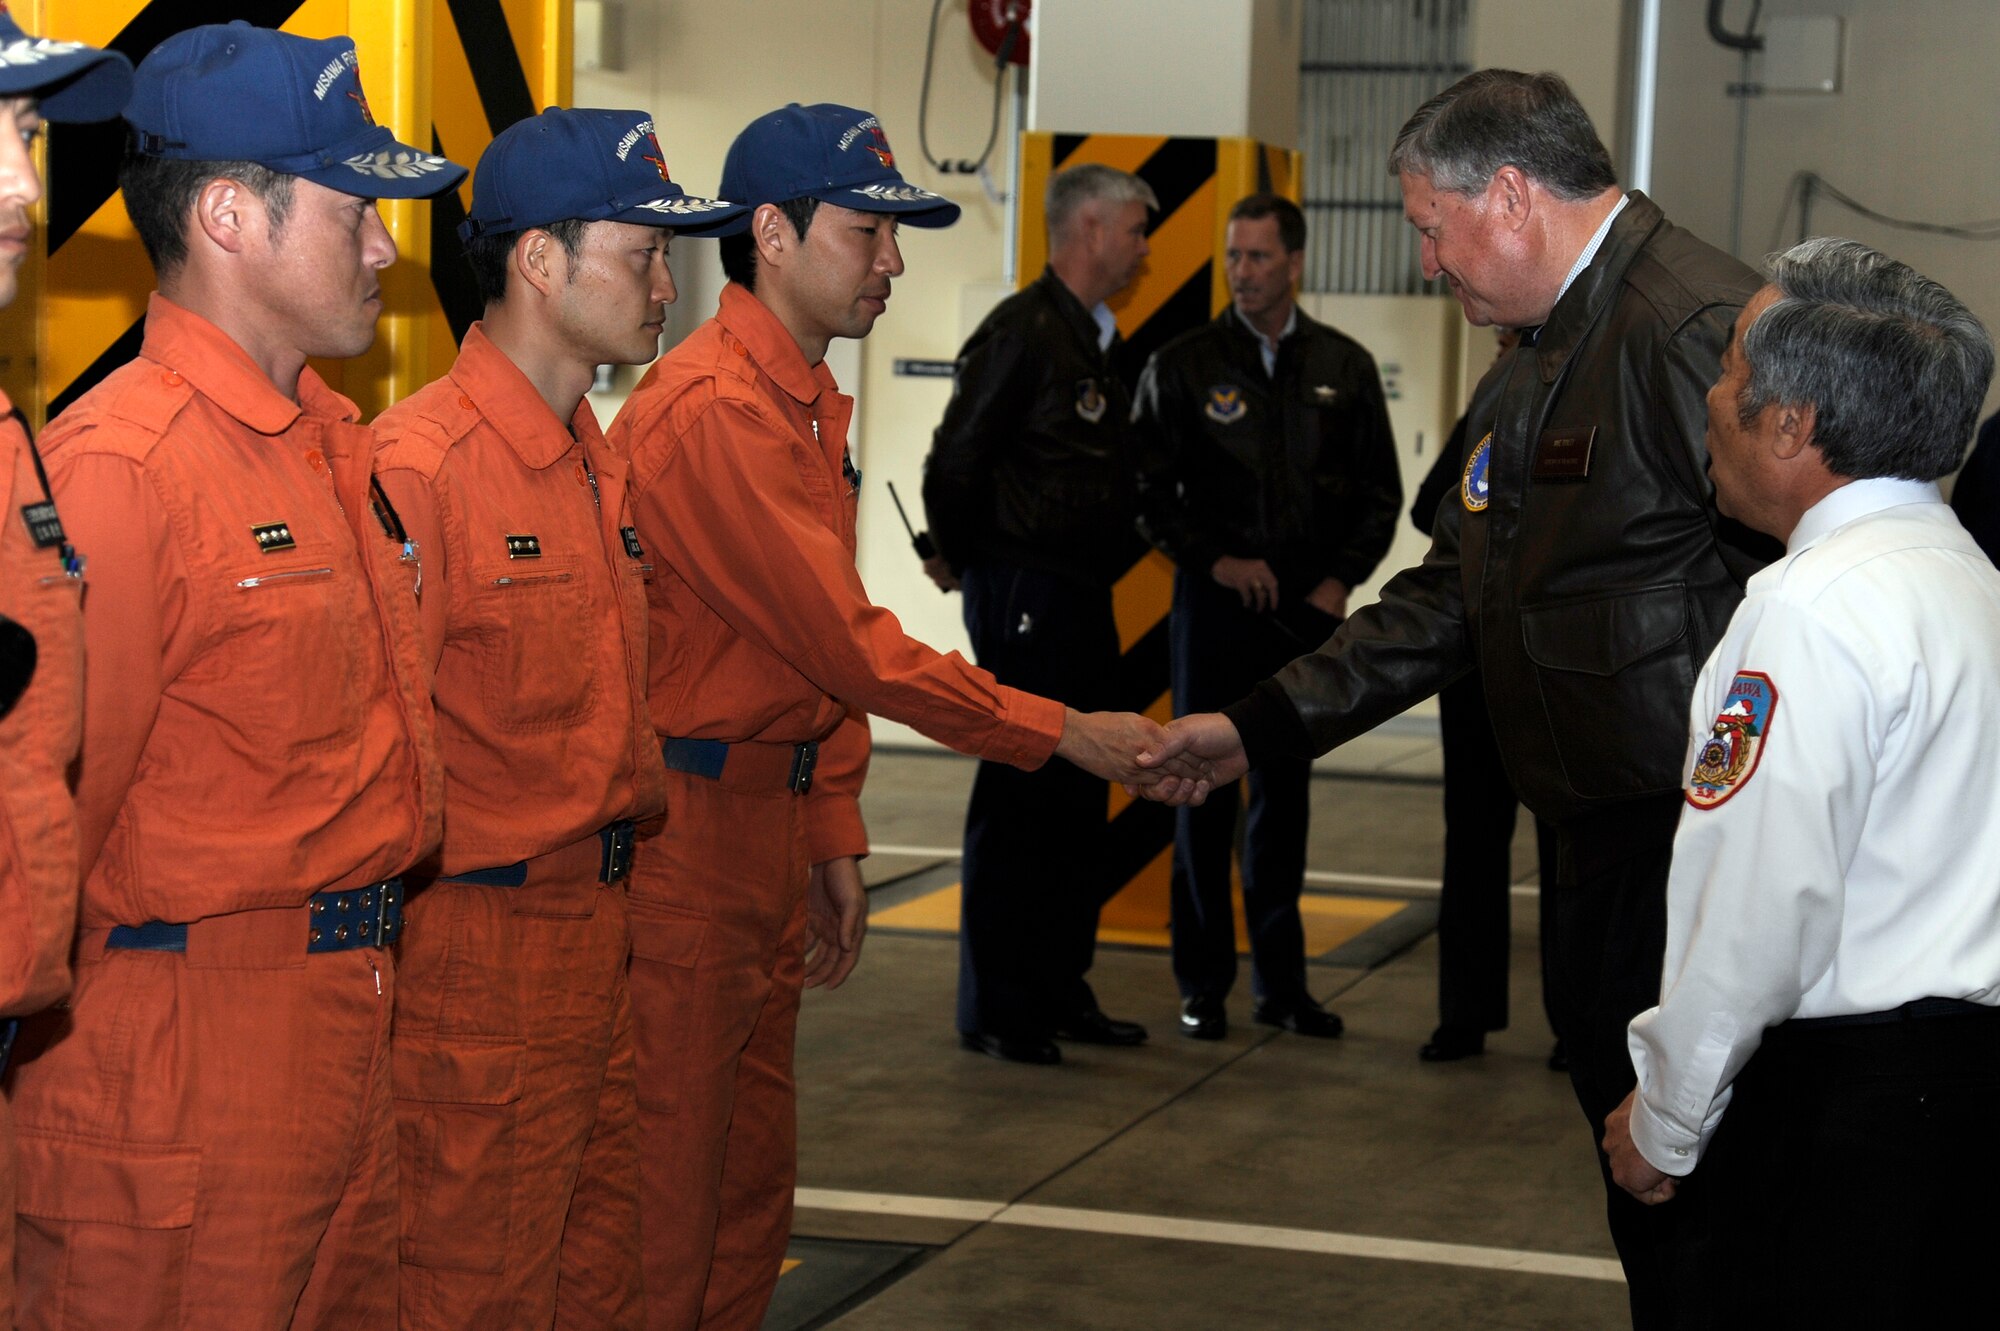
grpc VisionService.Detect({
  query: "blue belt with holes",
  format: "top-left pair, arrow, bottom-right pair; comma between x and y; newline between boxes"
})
443,821 -> 638,888
660,737 -> 819,794
104,880 -> 405,955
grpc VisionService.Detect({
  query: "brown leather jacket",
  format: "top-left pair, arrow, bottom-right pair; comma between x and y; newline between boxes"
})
1227,192 -> 1774,826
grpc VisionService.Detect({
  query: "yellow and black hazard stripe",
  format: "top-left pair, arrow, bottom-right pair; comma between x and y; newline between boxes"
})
18,2 -> 565,428
1015,130 -> 1302,922
35,2 -> 310,424
427,0 -> 567,348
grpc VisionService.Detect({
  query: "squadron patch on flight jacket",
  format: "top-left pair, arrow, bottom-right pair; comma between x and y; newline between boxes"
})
1075,378 -> 1107,424
505,533 -> 543,559
1205,385 -> 1246,424
1461,433 -> 1493,512
621,526 -> 645,559
1687,671 -> 1777,810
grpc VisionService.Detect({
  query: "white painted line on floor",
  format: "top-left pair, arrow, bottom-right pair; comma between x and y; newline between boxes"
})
795,1187 -> 1004,1222
794,1190 -> 1624,1283
1302,869 -> 1441,891
871,849 -> 1541,898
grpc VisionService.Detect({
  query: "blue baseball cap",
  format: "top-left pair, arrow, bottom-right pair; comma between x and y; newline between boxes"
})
720,103 -> 960,228
460,107 -> 748,243
124,22 -> 465,199
0,12 -> 132,122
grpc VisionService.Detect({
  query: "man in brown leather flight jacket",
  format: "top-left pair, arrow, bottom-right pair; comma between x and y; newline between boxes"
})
1142,71 -> 1770,1330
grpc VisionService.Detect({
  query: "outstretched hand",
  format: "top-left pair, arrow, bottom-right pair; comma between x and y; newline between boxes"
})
1126,712 -> 1248,806
1054,709 -> 1177,784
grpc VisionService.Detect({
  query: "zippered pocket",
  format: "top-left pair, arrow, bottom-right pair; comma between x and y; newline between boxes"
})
237,566 -> 334,590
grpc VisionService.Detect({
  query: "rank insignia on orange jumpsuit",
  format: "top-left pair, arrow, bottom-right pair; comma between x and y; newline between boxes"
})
6,295 -> 443,1331
374,322 -> 665,1331
611,280 -> 1062,1331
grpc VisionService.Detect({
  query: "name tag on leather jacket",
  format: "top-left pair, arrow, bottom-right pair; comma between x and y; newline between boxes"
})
1532,426 -> 1596,480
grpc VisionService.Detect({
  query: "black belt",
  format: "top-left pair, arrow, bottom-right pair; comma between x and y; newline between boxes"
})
1785,997 -> 1996,1030
0,1017 -> 16,1078
660,737 -> 819,794
105,880 -> 405,955
443,821 -> 638,888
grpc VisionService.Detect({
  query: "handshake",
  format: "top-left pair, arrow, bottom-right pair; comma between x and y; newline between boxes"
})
1052,708 -> 1247,807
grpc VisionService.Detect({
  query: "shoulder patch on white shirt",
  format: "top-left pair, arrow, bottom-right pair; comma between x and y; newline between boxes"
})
1687,671 -> 1778,810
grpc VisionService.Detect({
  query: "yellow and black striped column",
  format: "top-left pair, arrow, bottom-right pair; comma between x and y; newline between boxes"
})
4,1 -> 565,428
1016,131 -> 1302,932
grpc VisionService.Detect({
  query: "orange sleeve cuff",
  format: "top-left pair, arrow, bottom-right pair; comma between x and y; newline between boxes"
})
988,688 -> 1066,771
805,708 -> 871,864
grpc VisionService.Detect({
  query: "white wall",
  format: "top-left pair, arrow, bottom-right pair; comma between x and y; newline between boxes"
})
1646,0 -> 2000,423
1031,0 -> 1302,141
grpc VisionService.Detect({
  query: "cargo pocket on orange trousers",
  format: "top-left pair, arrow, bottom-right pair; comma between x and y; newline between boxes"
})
395,1037 -> 525,1273
626,901 -> 707,1116
14,1131 -> 201,1331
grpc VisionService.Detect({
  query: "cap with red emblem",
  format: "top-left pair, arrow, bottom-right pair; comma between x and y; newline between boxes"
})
460,107 -> 748,242
123,21 -> 465,200
720,102 -> 960,228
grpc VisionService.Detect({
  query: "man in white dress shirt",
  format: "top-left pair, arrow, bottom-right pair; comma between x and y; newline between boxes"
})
1602,236 -> 2000,1326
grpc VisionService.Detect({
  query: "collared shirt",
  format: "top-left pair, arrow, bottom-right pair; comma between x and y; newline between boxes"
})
1090,301 -> 1117,352
611,282 -> 1064,862
1555,193 -> 1630,307
373,323 -> 664,875
43,294 -> 441,926
1239,305 -> 1298,378
0,397 -> 83,1015
1627,477 -> 2000,1176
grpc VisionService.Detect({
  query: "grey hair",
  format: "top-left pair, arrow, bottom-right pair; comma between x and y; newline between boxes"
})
1738,237 -> 1994,481
1388,69 -> 1617,201
1046,163 -> 1158,241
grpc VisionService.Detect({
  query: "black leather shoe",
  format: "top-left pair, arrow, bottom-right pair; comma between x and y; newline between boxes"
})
1054,1008 -> 1148,1046
1252,1001 -> 1344,1039
1179,996 -> 1227,1041
1418,1025 -> 1487,1062
960,1031 -> 1061,1065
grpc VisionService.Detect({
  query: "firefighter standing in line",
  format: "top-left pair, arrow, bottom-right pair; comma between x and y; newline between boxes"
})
6,24 -> 463,1329
373,107 -> 748,1331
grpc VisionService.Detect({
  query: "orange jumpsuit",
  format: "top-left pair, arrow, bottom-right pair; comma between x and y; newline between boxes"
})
7,295 -> 441,1331
0,398 -> 84,1327
374,323 -> 665,1331
610,282 -> 1065,1331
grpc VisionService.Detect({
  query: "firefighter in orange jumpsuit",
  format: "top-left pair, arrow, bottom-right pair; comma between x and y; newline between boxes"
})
5,25 -> 463,1330
611,102 -> 1171,1331
0,19 -> 131,1326
373,107 -> 747,1331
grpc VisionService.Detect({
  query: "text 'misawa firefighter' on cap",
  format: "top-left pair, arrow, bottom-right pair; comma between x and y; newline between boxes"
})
122,21 -> 465,199
0,7 -> 133,121
719,103 -> 961,228
459,107 -> 749,243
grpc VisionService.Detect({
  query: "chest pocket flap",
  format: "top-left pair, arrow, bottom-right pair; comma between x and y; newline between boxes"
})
1521,583 -> 1689,676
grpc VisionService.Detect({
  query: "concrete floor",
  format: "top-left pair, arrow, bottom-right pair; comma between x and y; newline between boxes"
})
783,745 -> 1631,1330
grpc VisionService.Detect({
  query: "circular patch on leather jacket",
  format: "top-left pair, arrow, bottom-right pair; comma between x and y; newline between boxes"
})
1461,432 -> 1493,512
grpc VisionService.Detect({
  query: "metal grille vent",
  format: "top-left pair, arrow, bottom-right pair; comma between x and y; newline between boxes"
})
1300,0 -> 1471,293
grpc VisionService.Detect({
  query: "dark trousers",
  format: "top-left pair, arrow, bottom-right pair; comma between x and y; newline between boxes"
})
955,561 -> 1118,1040
1543,805 -> 1715,1331
1695,1004 -> 2000,1329
1168,572 -> 1331,1008
1435,670 -> 1558,1033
